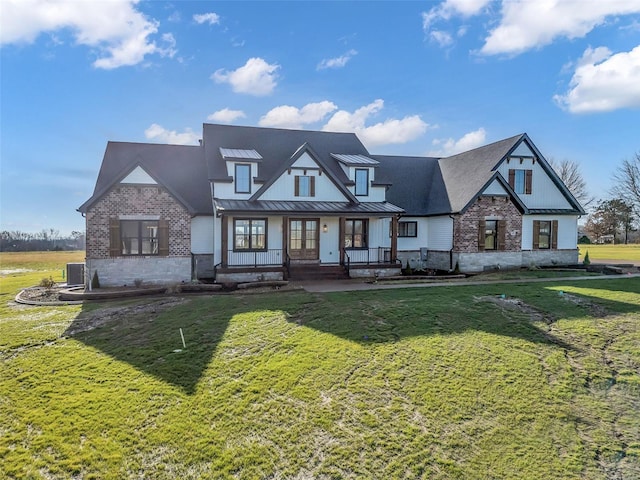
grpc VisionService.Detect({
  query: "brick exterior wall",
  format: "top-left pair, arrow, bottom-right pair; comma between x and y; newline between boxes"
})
84,184 -> 192,286
85,184 -> 191,259
453,196 -> 522,253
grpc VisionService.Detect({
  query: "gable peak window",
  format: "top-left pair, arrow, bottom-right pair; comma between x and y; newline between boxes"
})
355,168 -> 369,196
235,164 -> 251,194
508,168 -> 532,194
294,175 -> 315,197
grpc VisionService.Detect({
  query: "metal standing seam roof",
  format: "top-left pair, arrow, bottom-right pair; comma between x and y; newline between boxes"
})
331,153 -> 380,166
214,199 -> 404,216
219,148 -> 262,160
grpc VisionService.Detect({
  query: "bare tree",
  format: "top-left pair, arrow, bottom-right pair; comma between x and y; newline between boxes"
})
549,158 -> 594,210
611,151 -> 640,215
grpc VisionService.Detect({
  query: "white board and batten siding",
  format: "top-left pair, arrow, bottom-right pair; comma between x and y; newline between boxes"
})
521,215 -> 579,250
259,153 -> 346,201
121,166 -> 157,184
191,216 -> 214,254
394,216 -> 453,251
482,178 -> 509,196
496,143 -> 572,210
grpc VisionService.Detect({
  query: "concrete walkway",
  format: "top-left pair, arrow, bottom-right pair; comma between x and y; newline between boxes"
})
295,272 -> 640,293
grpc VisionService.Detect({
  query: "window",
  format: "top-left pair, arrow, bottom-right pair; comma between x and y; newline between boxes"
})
295,175 -> 315,197
355,168 -> 369,196
478,219 -> 506,252
533,220 -> 557,250
118,219 -> 168,256
235,164 -> 251,194
398,221 -> 417,237
344,219 -> 368,248
234,219 -> 267,250
538,221 -> 551,249
484,220 -> 498,251
508,169 -> 532,194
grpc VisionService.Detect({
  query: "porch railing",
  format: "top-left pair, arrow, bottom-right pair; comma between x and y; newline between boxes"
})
342,247 -> 395,265
226,249 -> 283,267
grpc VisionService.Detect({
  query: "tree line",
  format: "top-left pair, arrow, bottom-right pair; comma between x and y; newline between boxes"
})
0,230 -> 85,252
567,152 -> 640,244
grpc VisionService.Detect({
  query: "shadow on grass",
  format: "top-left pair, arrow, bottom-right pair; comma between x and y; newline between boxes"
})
64,278 -> 640,394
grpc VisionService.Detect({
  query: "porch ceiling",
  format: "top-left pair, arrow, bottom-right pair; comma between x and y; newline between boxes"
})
214,199 -> 404,216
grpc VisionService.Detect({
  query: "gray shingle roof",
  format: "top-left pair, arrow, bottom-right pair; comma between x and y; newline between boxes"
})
78,142 -> 210,215
203,124 -> 368,189
437,134 -> 524,213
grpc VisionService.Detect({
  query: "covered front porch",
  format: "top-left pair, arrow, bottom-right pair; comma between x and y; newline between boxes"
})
213,199 -> 404,282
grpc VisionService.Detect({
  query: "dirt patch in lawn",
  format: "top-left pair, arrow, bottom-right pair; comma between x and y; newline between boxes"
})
476,295 -> 555,324
64,297 -> 188,336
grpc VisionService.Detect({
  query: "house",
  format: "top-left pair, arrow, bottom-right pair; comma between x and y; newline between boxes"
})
78,124 -> 584,287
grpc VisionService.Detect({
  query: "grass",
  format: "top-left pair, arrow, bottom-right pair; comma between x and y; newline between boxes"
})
579,244 -> 640,262
1,252 -> 640,479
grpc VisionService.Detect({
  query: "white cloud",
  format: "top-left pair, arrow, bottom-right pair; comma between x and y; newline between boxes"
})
317,49 -> 358,70
422,0 -> 491,29
0,0 -> 173,69
480,0 -> 640,56
430,30 -> 454,47
554,45 -> 640,113
144,124 -> 199,145
207,108 -> 246,123
193,12 -> 220,25
212,57 -> 280,96
422,0 -> 491,48
259,101 -> 338,129
429,128 -> 487,156
322,99 -> 429,148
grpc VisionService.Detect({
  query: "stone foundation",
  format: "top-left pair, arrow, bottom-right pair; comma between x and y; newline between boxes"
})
215,270 -> 284,284
348,266 -> 402,278
86,257 -> 192,287
522,249 -> 579,267
454,251 -> 523,273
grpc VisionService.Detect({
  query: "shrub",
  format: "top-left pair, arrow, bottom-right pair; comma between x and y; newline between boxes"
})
39,276 -> 56,289
134,278 -> 143,288
403,260 -> 413,276
91,270 -> 101,289
583,250 -> 591,266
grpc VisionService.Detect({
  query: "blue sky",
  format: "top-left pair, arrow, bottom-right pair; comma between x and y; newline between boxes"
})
2,0 -> 640,235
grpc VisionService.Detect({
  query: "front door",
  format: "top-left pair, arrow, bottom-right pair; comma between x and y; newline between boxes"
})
289,219 -> 319,260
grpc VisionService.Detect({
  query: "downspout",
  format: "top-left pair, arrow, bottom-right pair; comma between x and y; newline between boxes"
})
210,181 -> 216,281
449,214 -> 455,271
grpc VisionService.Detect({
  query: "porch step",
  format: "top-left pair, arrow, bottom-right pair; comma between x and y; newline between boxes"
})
287,264 -> 349,281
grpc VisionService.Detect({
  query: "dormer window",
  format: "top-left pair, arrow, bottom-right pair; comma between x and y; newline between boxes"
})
295,175 -> 315,197
235,164 -> 251,194
355,168 -> 369,196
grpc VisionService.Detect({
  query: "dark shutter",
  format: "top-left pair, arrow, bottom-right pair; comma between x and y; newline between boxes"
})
158,219 -> 169,256
551,220 -> 558,250
310,176 -> 315,197
294,176 -> 300,196
533,221 -> 540,250
508,169 -> 515,189
478,220 -> 486,252
525,170 -> 533,194
498,220 -> 507,250
109,218 -> 120,257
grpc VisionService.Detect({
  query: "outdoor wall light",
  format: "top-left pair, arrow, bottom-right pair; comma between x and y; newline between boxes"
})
323,224 -> 328,233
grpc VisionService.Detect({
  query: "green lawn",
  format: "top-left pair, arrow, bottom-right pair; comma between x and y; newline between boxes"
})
579,244 -> 640,262
1,253 -> 640,479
